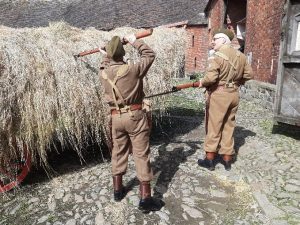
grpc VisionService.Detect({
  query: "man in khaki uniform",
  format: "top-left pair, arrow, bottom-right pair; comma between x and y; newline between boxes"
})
198,28 -> 253,171
99,35 -> 163,213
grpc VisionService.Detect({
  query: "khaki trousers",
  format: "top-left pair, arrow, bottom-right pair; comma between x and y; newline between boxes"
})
204,89 -> 239,155
111,109 -> 153,182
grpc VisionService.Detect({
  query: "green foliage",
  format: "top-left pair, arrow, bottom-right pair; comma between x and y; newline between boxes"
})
258,119 -> 273,135
189,72 -> 204,81
47,214 -> 56,223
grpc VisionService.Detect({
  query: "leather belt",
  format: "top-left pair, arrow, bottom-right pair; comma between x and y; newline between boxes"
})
111,104 -> 143,115
208,84 -> 239,92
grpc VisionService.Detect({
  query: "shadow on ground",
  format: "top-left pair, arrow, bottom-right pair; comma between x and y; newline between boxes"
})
152,141 -> 199,199
23,141 -> 111,185
151,107 -> 204,142
206,126 -> 257,168
23,106 -> 203,189
125,106 -> 203,198
234,126 -> 257,154
272,122 -> 300,140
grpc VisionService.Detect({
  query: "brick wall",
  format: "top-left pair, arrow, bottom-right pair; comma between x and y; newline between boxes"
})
185,26 -> 209,75
184,0 -> 225,76
204,0 -> 281,108
245,0 -> 285,84
207,0 -> 225,40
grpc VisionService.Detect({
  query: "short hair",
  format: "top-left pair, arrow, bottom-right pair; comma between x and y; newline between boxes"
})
212,28 -> 234,41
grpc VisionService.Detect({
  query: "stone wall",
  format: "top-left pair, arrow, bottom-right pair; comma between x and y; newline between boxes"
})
240,80 -> 276,110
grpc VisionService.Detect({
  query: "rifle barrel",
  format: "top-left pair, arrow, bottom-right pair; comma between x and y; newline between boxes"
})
145,90 -> 177,98
145,81 -> 200,98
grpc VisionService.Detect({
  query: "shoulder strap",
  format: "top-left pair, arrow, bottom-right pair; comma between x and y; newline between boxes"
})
102,66 -> 129,109
116,65 -> 129,78
102,65 -> 129,81
226,51 -> 241,83
214,52 -> 229,61
215,50 -> 241,84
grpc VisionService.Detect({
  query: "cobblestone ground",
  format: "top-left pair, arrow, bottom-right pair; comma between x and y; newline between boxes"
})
0,89 -> 299,225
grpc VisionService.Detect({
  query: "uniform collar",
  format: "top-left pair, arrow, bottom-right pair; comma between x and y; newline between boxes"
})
218,44 -> 231,51
109,60 -> 125,66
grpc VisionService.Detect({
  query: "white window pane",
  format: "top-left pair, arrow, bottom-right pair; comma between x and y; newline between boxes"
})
295,21 -> 300,51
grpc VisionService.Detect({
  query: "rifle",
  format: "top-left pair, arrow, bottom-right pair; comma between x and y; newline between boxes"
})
74,29 -> 153,58
145,81 -> 200,98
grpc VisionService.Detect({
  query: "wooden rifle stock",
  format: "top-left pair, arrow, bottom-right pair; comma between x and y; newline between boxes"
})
134,28 -> 153,40
175,81 -> 200,90
77,48 -> 101,57
75,29 -> 153,58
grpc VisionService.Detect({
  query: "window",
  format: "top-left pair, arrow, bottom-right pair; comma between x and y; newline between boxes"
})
246,52 -> 252,65
292,14 -> 300,53
295,18 -> 300,51
208,17 -> 211,30
192,35 -> 195,47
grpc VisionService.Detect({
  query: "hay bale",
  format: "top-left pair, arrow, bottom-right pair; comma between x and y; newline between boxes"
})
0,22 -> 187,168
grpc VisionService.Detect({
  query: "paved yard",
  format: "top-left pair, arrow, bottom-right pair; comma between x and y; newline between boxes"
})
1,89 -> 299,225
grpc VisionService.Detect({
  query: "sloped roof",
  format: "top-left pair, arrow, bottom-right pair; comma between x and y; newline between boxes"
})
0,0 -> 208,30
205,0 -> 215,13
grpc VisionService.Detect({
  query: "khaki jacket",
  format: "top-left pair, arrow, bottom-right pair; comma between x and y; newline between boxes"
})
99,40 -> 155,107
201,44 -> 253,88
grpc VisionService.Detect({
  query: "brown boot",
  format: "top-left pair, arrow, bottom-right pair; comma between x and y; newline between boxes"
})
113,175 -> 125,201
197,152 -> 216,171
222,155 -> 233,171
138,181 -> 164,213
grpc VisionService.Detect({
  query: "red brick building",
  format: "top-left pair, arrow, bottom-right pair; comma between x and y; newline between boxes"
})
246,0 -> 285,84
163,20 -> 209,76
205,0 -> 285,84
185,24 -> 209,75
205,0 -> 300,126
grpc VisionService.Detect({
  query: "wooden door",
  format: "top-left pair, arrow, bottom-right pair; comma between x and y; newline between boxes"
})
274,0 -> 300,126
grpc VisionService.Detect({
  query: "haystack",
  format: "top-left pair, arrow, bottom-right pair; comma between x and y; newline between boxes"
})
0,22 -> 187,169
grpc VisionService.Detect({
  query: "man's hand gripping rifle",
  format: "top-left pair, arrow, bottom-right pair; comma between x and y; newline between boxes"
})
74,29 -> 153,58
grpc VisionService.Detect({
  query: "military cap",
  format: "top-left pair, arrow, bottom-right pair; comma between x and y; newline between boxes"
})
213,28 -> 234,41
106,36 -> 125,61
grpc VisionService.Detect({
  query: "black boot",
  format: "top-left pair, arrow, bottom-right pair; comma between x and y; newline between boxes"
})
113,175 -> 126,202
222,155 -> 233,171
197,152 -> 216,171
139,197 -> 164,214
223,161 -> 231,171
138,182 -> 164,213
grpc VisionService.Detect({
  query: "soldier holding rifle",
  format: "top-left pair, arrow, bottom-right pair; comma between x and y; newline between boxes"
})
197,28 -> 253,171
98,34 -> 163,213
